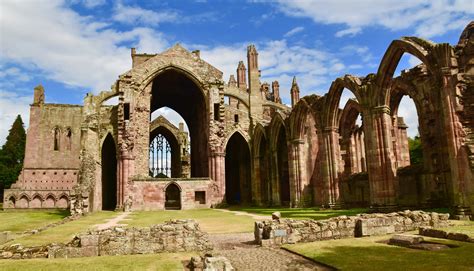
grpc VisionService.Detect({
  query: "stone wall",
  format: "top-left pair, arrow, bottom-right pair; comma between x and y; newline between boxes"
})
1,219 -> 212,260
128,178 -> 214,210
254,210 -> 450,246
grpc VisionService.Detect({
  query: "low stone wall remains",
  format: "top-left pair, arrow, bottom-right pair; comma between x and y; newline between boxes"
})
419,227 -> 474,242
254,210 -> 450,246
1,219 -> 212,259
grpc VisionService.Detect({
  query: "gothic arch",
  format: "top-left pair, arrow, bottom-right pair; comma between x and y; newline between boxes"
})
376,37 -> 435,106
223,129 -> 251,151
324,75 -> 363,129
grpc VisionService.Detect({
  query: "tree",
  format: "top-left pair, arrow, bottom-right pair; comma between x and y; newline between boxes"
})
0,115 -> 26,196
408,135 -> 423,165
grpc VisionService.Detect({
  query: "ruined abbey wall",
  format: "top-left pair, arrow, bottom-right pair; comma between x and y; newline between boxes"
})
3,23 -> 473,218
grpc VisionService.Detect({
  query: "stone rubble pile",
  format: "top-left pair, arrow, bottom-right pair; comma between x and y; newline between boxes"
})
255,210 -> 450,246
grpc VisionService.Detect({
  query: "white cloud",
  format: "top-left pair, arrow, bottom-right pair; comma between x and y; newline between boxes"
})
274,0 -> 473,38
200,39 -> 345,102
0,91 -> 31,145
0,0 -> 169,93
397,96 -> 419,137
335,27 -> 361,37
78,0 -> 107,9
112,3 -> 179,25
408,55 -> 422,67
284,26 -> 304,37
151,107 -> 189,133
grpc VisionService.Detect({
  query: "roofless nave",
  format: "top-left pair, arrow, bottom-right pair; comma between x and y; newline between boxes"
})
3,22 -> 474,219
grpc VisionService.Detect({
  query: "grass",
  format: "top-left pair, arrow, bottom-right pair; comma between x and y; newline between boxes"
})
2,211 -> 118,247
0,210 -> 69,233
226,206 -> 369,220
439,220 -> 474,236
284,234 -> 474,271
126,209 -> 256,233
0,252 -> 194,271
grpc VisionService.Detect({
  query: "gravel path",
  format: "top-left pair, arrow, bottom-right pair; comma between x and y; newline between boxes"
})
208,232 -> 333,271
94,212 -> 131,230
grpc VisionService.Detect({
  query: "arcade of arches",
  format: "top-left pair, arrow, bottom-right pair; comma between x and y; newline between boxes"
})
3,23 -> 474,219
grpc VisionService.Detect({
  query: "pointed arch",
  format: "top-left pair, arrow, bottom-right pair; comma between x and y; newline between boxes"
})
223,129 -> 251,152
324,75 -> 362,129
225,131 -> 252,204
43,194 -> 56,208
269,112 -> 288,150
376,37 -> 434,106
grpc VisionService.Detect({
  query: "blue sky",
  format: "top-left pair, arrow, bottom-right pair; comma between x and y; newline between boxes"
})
0,0 -> 472,144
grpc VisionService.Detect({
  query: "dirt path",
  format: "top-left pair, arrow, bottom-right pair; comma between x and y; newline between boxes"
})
94,212 -> 131,230
214,209 -> 270,220
208,232 -> 334,271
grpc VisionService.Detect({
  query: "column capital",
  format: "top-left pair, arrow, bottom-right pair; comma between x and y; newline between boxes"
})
371,105 -> 391,115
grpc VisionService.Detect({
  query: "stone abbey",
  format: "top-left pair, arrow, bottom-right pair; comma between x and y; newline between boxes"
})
3,23 -> 474,218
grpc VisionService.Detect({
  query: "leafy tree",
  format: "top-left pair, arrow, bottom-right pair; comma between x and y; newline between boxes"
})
408,135 -> 423,165
0,115 -> 26,196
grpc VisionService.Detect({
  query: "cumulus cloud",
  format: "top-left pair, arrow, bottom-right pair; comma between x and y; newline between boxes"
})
274,0 -> 473,38
0,0 -> 169,93
397,96 -> 419,137
0,91 -> 31,145
200,39 -> 346,102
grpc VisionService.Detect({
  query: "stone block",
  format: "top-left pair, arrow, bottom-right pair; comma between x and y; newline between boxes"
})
418,227 -> 447,239
447,232 -> 470,242
389,234 -> 424,246
79,234 -> 99,247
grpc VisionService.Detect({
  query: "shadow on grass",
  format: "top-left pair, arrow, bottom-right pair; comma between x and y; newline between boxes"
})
226,206 -> 369,220
289,241 -> 474,271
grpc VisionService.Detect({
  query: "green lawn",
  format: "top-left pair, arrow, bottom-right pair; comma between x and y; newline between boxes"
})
284,235 -> 474,271
0,252 -> 194,271
126,209 -> 256,233
0,210 -> 69,233
226,206 -> 369,220
2,211 -> 118,247
439,220 -> 474,236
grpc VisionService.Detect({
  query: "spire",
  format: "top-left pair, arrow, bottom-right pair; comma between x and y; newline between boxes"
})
236,61 -> 247,90
272,81 -> 281,104
228,75 -> 237,87
290,76 -> 300,107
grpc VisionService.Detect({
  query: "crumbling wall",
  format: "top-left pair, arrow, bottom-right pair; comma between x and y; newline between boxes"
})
254,210 -> 449,246
0,219 -> 212,259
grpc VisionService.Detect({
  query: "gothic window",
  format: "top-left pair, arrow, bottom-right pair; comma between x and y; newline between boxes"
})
149,134 -> 171,177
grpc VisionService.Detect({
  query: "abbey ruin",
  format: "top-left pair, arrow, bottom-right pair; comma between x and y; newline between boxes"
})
3,23 -> 474,218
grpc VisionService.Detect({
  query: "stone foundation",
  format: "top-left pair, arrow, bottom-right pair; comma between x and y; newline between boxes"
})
254,210 -> 450,246
0,219 -> 212,260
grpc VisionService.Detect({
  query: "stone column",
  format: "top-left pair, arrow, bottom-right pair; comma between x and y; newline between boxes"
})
440,67 -> 473,218
289,139 -> 305,207
321,127 -> 341,208
209,150 -> 225,203
363,106 -> 398,210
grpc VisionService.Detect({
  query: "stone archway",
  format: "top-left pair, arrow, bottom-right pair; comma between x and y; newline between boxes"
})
277,125 -> 290,206
225,132 -> 251,205
165,183 -> 181,210
101,134 -> 117,210
151,69 -> 209,177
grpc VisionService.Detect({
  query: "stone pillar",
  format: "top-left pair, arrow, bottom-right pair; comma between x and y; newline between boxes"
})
364,106 -> 398,209
130,83 -> 152,177
209,150 -> 226,203
440,66 -> 473,218
321,127 -> 341,208
397,117 -> 410,167
237,61 -> 247,90
288,139 -> 305,207
269,148 -> 280,205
